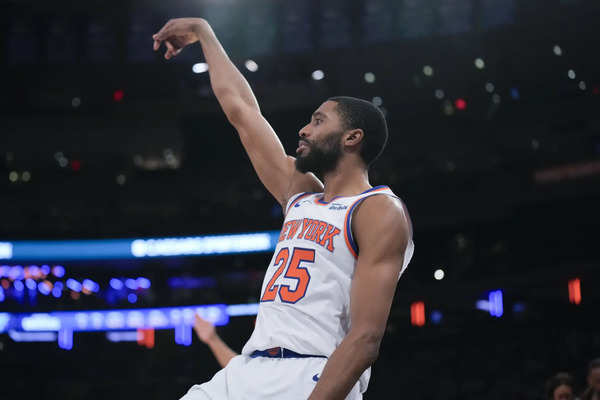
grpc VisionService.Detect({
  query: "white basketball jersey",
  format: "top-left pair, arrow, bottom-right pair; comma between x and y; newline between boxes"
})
241,185 -> 414,393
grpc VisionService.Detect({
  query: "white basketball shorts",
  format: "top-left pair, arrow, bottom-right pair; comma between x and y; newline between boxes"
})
179,354 -> 363,400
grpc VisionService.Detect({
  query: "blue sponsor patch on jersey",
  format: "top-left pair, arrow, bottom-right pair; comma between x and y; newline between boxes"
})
328,203 -> 348,210
312,373 -> 320,382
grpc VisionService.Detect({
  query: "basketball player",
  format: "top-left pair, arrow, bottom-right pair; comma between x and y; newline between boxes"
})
153,17 -> 414,400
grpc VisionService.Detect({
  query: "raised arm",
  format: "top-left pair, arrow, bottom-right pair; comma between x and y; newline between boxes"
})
152,18 -> 323,207
308,195 -> 410,399
194,313 -> 238,368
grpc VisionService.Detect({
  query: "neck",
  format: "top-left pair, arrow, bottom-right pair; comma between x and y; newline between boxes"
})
321,157 -> 371,201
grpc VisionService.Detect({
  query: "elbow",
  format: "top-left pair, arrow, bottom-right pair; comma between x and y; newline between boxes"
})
352,330 -> 383,364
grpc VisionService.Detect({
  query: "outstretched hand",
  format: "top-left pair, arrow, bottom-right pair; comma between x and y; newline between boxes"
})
194,313 -> 217,344
152,18 -> 205,59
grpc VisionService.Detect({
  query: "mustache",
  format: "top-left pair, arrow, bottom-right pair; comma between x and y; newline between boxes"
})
299,139 -> 312,147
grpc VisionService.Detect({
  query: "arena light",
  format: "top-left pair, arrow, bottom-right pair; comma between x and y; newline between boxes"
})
107,330 -> 139,342
58,328 -> 73,350
434,269 -> 445,280
364,72 -> 375,83
21,314 -> 61,331
113,89 -> 124,102
130,232 -> 277,258
553,45 -> 562,56
25,278 -> 36,290
66,278 -> 82,292
568,278 -> 581,305
410,301 -> 425,327
312,70 -> 324,80
1,230 -> 280,261
109,278 -> 124,290
245,60 -> 258,72
125,278 -> 138,290
137,277 -> 151,289
430,310 -> 442,324
488,290 -> 503,317
13,280 -> 24,291
52,265 -> 65,277
175,324 -> 193,346
226,303 -> 259,317
137,328 -> 155,348
116,174 -> 126,185
0,313 -> 10,332
455,98 -> 467,110
8,331 -> 57,342
192,63 -> 208,74
38,281 -> 51,295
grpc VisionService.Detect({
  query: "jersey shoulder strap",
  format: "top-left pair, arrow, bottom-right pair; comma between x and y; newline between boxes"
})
343,186 -> 411,258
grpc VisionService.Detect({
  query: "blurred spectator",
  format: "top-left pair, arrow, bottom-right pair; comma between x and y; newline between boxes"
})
545,372 -> 576,400
193,313 -> 238,368
582,359 -> 600,400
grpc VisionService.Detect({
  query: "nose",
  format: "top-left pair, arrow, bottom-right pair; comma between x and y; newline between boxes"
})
298,122 -> 311,138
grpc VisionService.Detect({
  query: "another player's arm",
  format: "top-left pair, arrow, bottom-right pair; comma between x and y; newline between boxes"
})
308,196 -> 409,400
194,314 -> 238,368
153,18 -> 323,207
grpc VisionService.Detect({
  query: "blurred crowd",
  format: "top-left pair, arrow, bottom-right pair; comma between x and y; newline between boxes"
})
193,313 -> 600,400
546,361 -> 600,400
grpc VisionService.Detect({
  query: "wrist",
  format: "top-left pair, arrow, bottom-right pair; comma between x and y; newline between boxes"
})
205,333 -> 219,347
192,18 -> 209,38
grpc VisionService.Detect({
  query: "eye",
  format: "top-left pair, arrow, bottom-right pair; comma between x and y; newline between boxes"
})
314,118 -> 323,125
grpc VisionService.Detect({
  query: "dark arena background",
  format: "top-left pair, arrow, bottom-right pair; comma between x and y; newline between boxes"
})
1,0 -> 599,399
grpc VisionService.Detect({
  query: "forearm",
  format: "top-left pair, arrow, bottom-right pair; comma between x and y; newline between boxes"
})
308,333 -> 379,400
206,335 -> 238,369
192,20 -> 259,117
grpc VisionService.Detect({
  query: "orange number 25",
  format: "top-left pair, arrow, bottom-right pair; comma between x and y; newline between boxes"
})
260,247 -> 314,304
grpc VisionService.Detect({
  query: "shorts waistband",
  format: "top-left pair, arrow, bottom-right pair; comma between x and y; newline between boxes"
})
250,347 -> 327,359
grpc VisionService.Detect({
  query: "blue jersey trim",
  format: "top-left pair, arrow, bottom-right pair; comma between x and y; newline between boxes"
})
315,185 -> 388,205
344,186 -> 393,256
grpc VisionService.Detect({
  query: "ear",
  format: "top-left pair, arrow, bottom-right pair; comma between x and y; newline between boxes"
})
344,128 -> 364,147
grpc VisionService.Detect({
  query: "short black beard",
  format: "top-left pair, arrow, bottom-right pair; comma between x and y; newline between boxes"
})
295,131 -> 343,178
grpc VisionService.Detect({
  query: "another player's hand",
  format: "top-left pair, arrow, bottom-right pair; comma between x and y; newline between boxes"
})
194,313 -> 217,344
152,18 -> 205,60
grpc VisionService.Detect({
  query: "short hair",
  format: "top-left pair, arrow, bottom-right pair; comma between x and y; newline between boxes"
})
589,358 -> 600,373
328,96 -> 388,168
545,372 -> 574,400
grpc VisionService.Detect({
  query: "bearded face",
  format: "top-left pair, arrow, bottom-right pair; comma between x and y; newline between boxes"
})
295,129 -> 344,178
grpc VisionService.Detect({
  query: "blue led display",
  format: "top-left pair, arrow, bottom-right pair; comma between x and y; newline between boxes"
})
1,231 -> 280,261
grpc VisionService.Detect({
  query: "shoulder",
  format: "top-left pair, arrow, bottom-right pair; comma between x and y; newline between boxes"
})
352,194 -> 410,252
